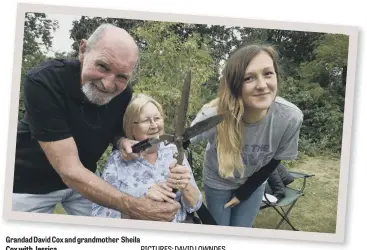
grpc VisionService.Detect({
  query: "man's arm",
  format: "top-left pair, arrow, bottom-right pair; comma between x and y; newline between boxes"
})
39,137 -> 135,214
39,137 -> 181,221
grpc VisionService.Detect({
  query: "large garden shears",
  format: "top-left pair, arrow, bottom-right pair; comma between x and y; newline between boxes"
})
132,70 -> 228,165
131,70 -> 228,225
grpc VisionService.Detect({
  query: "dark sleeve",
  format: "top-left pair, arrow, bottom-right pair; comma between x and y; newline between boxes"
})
23,74 -> 71,142
234,159 -> 281,201
110,85 -> 133,150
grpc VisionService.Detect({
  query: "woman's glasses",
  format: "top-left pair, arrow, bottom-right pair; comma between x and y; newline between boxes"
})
133,116 -> 163,128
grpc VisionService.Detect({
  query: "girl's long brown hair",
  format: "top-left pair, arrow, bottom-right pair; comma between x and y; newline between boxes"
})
205,44 -> 279,178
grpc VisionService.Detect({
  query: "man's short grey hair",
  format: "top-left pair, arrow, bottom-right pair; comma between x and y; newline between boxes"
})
85,23 -> 117,52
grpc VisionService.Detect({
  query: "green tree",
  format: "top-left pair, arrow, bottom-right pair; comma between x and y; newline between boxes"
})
237,28 -> 325,78
23,12 -> 59,59
299,34 -> 349,110
130,21 -> 214,133
68,16 -> 248,94
19,13 -> 59,120
278,34 -> 349,155
280,77 -> 344,155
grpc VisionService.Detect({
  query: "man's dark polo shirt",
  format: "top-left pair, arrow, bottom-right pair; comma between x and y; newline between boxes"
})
14,59 -> 132,194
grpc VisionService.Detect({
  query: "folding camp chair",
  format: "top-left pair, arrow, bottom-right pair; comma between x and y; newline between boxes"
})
260,171 -> 314,231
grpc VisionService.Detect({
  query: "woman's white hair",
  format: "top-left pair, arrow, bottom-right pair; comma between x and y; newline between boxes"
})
122,93 -> 164,139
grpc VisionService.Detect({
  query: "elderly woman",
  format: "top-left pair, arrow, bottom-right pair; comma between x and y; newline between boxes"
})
92,94 -> 202,222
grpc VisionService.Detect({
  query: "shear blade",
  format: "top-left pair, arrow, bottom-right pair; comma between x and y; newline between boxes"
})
174,70 -> 192,137
182,111 -> 230,141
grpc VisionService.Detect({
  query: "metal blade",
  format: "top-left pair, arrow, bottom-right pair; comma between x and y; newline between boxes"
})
174,70 -> 191,137
182,111 -> 230,141
159,134 -> 175,145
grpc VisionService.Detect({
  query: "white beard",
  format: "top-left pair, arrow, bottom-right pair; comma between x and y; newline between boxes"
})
81,81 -> 115,106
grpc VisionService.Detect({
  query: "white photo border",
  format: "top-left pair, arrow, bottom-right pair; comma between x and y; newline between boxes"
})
3,2 -> 359,244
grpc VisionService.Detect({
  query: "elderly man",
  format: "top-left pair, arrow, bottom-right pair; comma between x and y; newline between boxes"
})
13,23 -> 180,221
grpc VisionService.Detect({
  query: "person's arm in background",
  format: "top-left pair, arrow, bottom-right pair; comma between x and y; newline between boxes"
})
25,74 -> 180,221
277,164 -> 295,186
266,165 -> 287,200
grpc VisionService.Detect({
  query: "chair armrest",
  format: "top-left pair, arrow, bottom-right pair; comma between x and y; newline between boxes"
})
289,171 -> 314,192
289,171 -> 315,179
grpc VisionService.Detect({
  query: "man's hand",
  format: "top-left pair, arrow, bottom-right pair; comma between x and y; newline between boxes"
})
146,183 -> 176,203
125,195 -> 181,221
118,137 -> 140,160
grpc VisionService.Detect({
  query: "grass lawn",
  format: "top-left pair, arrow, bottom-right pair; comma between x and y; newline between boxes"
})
254,155 -> 340,233
54,155 -> 340,233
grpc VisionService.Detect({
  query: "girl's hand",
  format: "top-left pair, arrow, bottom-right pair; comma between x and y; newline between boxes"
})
224,196 -> 240,209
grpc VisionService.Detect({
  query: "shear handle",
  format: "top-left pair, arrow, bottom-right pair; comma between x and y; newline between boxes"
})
131,137 -> 160,153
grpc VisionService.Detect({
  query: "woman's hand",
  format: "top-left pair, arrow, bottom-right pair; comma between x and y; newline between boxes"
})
167,160 -> 192,191
146,182 -> 176,203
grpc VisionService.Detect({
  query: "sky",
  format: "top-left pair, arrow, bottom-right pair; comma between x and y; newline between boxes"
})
45,13 -> 81,56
